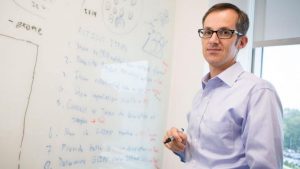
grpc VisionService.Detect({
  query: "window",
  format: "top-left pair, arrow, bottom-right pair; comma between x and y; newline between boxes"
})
253,44 -> 300,169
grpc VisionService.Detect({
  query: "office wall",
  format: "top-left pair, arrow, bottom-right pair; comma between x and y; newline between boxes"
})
162,1 -> 207,169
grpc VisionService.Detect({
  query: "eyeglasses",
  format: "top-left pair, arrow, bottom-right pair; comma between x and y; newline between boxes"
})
198,29 -> 243,39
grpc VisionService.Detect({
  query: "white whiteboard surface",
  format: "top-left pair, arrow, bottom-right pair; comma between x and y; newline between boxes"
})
0,0 -> 175,169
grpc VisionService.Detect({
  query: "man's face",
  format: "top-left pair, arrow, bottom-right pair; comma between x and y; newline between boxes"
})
202,9 -> 245,70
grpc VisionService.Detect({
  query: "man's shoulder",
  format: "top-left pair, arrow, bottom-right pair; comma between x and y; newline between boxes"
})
239,71 -> 276,91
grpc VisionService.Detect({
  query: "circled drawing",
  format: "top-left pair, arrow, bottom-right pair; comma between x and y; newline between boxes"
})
102,0 -> 142,34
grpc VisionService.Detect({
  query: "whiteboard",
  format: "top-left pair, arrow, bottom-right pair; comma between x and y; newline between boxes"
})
0,0 -> 175,169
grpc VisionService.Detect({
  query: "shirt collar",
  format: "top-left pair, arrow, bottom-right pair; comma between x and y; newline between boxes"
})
201,62 -> 244,89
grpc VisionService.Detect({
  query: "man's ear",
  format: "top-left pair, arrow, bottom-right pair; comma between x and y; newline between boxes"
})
236,36 -> 248,49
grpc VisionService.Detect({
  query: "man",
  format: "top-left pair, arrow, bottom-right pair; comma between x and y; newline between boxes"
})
164,3 -> 283,169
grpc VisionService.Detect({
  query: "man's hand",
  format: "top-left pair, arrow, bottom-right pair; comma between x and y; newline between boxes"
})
163,127 -> 187,153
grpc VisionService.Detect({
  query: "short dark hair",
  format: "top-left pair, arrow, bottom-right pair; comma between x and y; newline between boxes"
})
202,3 -> 249,36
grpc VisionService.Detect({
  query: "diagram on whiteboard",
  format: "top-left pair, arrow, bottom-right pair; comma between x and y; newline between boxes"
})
102,0 -> 142,34
0,0 -> 175,168
0,34 -> 38,169
143,10 -> 169,59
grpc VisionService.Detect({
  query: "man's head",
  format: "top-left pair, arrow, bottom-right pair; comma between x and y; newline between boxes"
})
202,3 -> 249,36
200,3 -> 249,74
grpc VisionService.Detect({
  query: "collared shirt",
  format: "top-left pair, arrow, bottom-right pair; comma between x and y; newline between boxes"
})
179,62 -> 283,169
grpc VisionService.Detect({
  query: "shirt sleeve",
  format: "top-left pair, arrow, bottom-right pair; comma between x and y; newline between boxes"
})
173,111 -> 193,163
242,84 -> 283,169
173,141 -> 193,163
174,151 -> 186,162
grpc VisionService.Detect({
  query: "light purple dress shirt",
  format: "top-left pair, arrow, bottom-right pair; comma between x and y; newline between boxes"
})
179,62 -> 283,169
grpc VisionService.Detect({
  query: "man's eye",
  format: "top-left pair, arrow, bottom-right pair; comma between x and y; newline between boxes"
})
204,30 -> 213,35
220,30 -> 231,35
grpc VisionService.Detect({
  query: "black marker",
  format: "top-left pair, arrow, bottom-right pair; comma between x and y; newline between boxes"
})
164,128 -> 184,144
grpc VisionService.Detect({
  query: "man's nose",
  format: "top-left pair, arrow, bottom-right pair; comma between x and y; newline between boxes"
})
208,32 -> 220,43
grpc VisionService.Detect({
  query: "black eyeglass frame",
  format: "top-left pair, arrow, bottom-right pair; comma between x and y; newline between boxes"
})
198,28 -> 243,39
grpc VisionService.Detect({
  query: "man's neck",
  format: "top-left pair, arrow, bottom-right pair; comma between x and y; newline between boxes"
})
209,61 -> 236,79
209,69 -> 222,79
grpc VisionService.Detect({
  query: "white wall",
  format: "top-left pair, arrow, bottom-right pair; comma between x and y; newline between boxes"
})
162,0 -> 208,169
